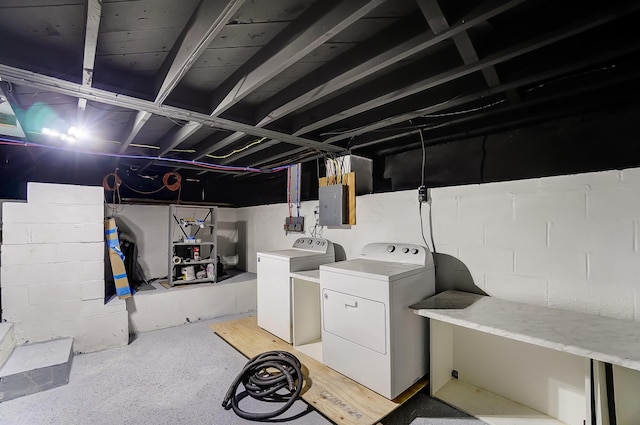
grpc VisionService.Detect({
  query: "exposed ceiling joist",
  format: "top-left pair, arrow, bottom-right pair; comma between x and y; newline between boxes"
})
0,0 -> 637,203
195,137 -> 282,176
0,63 -> 343,153
193,131 -> 244,160
354,68 -> 640,153
122,0 -> 243,168
323,52 -> 640,146
220,139 -> 280,165
416,0 -> 518,101
77,0 -> 102,119
219,0 -> 527,163
155,0 -> 244,105
119,110 -> 152,153
254,72 -> 638,170
187,0 -> 528,169
258,0 -> 526,127
237,41 -> 640,174
374,83 -> 640,157
291,1 -> 640,136
157,121 -> 203,158
138,121 -> 203,172
453,34 -> 497,85
208,0 -> 385,117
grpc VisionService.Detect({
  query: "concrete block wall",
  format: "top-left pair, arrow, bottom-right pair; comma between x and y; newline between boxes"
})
127,274 -> 256,333
1,183 -> 128,353
236,168 -> 640,323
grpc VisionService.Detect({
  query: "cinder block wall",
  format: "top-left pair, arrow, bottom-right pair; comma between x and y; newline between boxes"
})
1,183 -> 128,353
237,168 -> 640,322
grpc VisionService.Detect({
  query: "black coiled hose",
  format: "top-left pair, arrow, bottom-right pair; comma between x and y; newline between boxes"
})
222,351 -> 304,421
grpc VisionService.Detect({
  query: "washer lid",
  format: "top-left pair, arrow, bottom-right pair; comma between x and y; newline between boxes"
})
257,238 -> 335,261
259,249 -> 333,260
320,258 -> 429,281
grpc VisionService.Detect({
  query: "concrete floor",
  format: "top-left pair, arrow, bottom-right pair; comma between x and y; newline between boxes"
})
0,313 -> 482,425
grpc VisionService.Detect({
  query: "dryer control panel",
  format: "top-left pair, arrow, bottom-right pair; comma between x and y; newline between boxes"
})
358,242 -> 433,266
292,237 -> 334,254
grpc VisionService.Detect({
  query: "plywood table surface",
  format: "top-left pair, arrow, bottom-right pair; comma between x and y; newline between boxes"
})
210,316 -> 426,425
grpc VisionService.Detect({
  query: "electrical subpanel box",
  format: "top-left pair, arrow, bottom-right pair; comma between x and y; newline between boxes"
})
325,154 -> 373,195
319,184 -> 348,226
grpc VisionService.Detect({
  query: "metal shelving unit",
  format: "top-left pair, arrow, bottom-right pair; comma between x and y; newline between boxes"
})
168,204 -> 217,287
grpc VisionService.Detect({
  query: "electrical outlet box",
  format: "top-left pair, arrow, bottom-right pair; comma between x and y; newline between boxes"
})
284,216 -> 304,232
319,184 -> 348,226
418,185 -> 427,203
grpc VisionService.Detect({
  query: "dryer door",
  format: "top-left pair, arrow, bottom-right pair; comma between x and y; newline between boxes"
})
322,289 -> 386,354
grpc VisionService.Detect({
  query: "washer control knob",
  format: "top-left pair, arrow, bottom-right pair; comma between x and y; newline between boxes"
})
411,248 -> 419,254
386,245 -> 396,253
402,247 -> 409,253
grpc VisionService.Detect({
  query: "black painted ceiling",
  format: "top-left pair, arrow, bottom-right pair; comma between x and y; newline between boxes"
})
0,0 -> 639,206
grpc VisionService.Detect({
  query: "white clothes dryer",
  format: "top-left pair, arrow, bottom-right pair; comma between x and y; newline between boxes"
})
319,242 -> 435,399
257,237 -> 335,343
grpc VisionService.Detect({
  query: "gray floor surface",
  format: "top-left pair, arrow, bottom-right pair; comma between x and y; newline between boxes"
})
0,313 -> 483,425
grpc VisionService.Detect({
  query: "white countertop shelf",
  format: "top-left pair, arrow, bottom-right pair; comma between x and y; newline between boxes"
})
289,269 -> 321,283
434,379 -> 567,425
410,290 -> 640,372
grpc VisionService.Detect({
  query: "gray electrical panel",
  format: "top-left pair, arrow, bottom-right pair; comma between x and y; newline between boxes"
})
319,184 -> 348,226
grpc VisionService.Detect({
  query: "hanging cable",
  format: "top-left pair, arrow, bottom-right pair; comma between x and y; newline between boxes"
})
162,171 -> 182,191
222,351 -> 303,421
420,98 -> 506,118
287,166 -> 292,218
119,180 -> 166,195
206,137 -> 267,160
0,137 -> 292,174
419,202 -> 430,249
428,197 -> 437,255
103,171 -> 123,214
102,172 -> 122,192
102,171 -> 182,195
296,163 -> 300,218
419,127 -> 426,188
417,128 -> 435,254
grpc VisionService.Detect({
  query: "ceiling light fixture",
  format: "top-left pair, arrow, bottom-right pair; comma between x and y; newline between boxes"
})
42,126 -> 86,144
60,134 -> 76,143
42,127 -> 60,137
67,126 -> 87,139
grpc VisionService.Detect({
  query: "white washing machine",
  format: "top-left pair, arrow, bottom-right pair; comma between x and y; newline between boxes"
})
257,237 -> 335,343
319,242 -> 435,399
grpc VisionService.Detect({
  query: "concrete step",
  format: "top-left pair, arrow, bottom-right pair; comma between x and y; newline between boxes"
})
0,323 -> 15,369
0,338 -> 73,402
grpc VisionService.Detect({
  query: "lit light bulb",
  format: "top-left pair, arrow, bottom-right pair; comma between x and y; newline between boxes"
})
42,127 -> 60,137
68,126 -> 87,139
